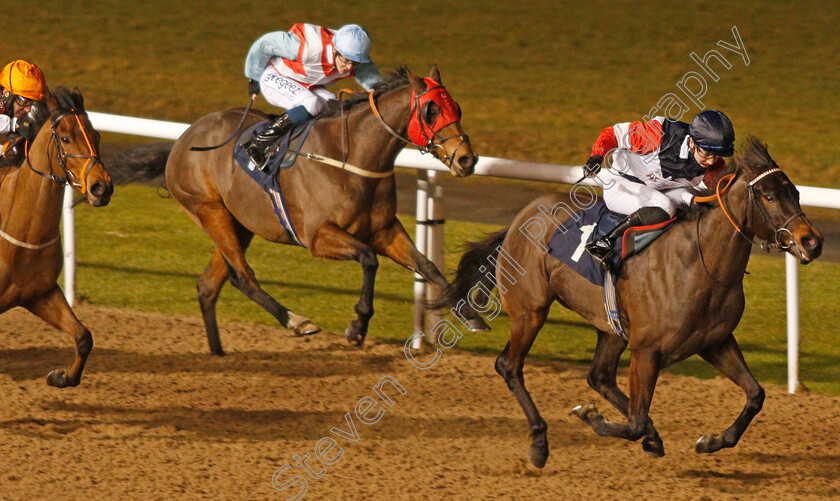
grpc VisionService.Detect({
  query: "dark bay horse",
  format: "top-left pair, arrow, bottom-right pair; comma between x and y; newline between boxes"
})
0,87 -> 113,387
436,137 -> 822,466
109,66 -> 488,355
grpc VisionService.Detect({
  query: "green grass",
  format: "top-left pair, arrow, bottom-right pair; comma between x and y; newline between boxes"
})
7,1 -> 838,393
6,1 -> 840,186
74,185 -> 840,394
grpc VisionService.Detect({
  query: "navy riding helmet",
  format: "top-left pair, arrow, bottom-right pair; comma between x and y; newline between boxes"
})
689,109 -> 735,157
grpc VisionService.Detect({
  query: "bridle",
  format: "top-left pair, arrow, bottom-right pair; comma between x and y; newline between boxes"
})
695,168 -> 806,286
25,109 -> 103,195
366,79 -> 471,169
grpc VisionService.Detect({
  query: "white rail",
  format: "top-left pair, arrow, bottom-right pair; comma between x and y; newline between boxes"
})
64,111 -> 839,393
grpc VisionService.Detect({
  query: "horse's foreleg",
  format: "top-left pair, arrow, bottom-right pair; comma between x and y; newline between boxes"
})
497,309 -> 550,467
195,202 -> 319,341
573,347 -> 661,450
23,286 -> 92,388
310,224 -> 378,346
695,334 -> 765,454
584,330 -> 664,457
369,221 -> 489,331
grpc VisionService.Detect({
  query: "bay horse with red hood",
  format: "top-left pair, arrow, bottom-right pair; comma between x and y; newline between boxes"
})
109,66 -> 489,355
436,137 -> 822,466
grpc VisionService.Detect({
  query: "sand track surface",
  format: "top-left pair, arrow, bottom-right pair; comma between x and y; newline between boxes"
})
1,304 -> 838,500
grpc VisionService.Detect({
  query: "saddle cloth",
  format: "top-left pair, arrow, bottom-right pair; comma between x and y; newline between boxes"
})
231,120 -> 315,247
547,201 -> 675,285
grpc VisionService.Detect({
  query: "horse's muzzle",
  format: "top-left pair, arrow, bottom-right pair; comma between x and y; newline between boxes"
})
455,153 -> 477,176
793,230 -> 823,263
88,179 -> 114,207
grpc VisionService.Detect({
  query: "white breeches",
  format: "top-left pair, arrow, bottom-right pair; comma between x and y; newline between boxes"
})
597,168 -> 693,217
259,71 -> 336,116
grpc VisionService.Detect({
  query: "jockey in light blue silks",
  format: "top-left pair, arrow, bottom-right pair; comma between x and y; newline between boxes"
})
242,23 -> 384,169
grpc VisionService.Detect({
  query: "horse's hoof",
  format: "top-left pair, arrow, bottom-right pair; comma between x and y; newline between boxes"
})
345,326 -> 366,347
294,321 -> 321,337
695,434 -> 722,454
528,444 -> 549,468
287,314 -> 321,337
643,438 -> 665,458
571,403 -> 599,422
46,370 -> 77,388
465,317 -> 490,332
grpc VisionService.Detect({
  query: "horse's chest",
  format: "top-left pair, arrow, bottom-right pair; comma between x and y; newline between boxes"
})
0,250 -> 61,306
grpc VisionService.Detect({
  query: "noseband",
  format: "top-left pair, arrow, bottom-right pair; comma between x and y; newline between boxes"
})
367,81 -> 471,169
696,169 -> 805,287
703,169 -> 805,251
27,109 -> 103,194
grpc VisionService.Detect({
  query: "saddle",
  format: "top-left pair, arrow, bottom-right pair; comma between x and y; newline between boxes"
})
230,119 -> 316,248
233,119 -> 314,177
547,202 -> 676,285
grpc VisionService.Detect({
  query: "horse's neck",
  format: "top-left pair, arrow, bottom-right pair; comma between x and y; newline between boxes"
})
0,142 -> 63,242
700,177 -> 754,280
347,86 -> 413,167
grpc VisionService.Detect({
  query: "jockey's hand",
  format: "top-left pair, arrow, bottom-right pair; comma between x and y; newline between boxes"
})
248,79 -> 261,97
584,154 -> 604,177
17,119 -> 37,142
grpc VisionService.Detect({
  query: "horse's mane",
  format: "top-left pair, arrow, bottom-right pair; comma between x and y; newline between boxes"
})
50,86 -> 85,113
319,67 -> 411,118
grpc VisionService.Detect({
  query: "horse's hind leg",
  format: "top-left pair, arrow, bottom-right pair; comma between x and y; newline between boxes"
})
309,223 -> 378,346
195,202 -> 319,346
495,307 -> 550,467
23,287 -> 92,388
578,330 -> 664,457
572,347 -> 661,449
197,249 -> 233,356
695,333 -> 765,454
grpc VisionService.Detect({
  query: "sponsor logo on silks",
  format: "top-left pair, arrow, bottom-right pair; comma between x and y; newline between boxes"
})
679,135 -> 691,159
645,172 -> 661,183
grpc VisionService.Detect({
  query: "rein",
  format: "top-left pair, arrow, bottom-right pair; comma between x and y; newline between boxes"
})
25,110 -> 102,194
365,83 -> 469,170
695,168 -> 804,286
2,109 -> 100,250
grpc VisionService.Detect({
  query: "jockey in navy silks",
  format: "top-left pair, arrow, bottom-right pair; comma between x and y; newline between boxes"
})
242,23 -> 384,169
584,110 -> 736,270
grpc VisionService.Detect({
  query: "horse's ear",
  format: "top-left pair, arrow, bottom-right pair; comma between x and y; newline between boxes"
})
72,87 -> 85,109
429,64 -> 441,84
407,68 -> 427,93
45,90 -> 59,112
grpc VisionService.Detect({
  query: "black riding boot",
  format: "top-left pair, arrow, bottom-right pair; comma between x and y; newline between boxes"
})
243,112 -> 294,170
586,207 -> 670,272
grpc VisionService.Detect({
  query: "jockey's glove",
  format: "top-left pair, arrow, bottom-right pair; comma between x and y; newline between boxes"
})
583,154 -> 604,177
248,79 -> 261,97
17,118 -> 36,142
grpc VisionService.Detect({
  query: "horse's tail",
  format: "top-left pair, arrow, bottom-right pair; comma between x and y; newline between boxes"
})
432,228 -> 509,310
106,142 -> 173,187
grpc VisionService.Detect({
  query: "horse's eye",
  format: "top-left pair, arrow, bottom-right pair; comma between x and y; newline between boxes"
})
61,137 -> 71,144
763,194 -> 775,202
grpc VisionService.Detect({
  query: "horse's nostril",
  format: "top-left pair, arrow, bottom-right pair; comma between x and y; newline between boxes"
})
90,181 -> 105,197
458,155 -> 476,171
803,235 -> 819,251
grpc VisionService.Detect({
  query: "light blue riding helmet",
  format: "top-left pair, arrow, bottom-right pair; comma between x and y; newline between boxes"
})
333,24 -> 372,63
